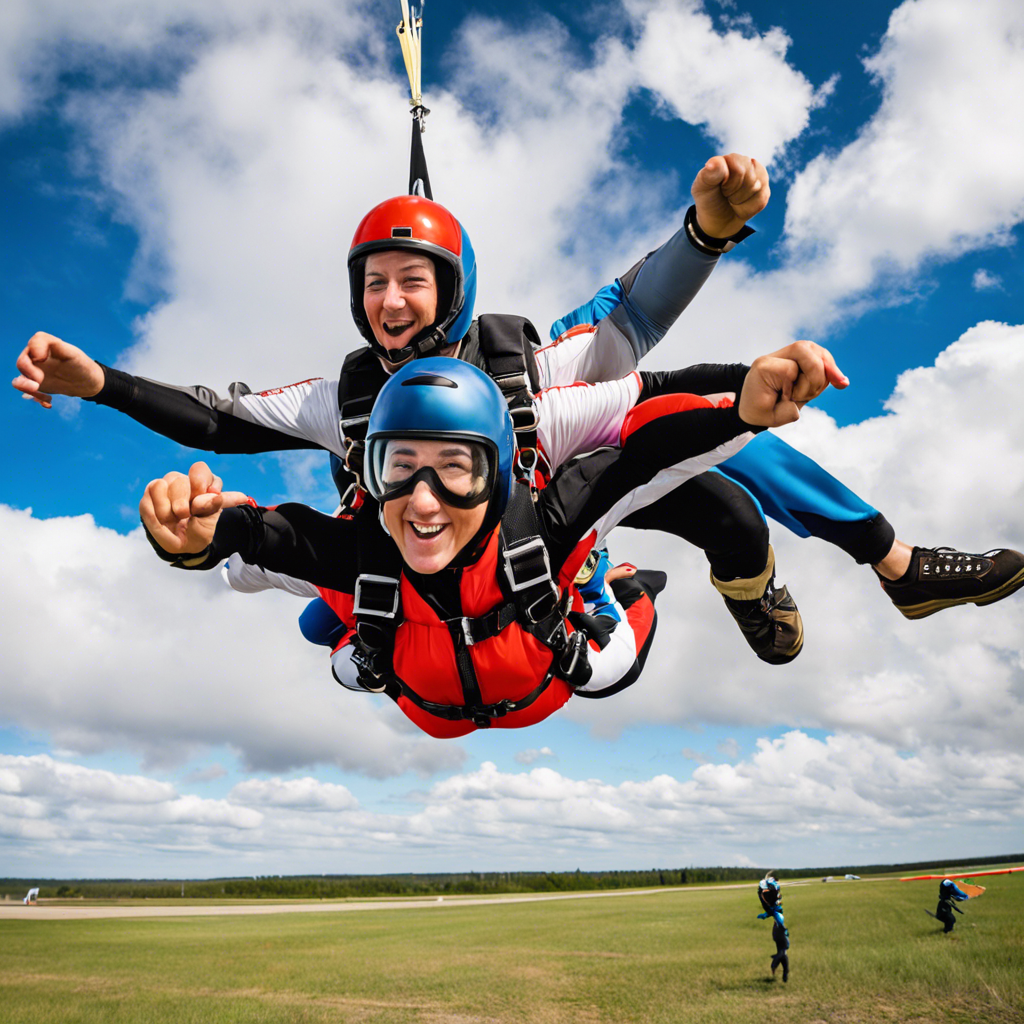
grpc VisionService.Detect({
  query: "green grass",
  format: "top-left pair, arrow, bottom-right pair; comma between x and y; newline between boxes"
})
1,875 -> 1022,1023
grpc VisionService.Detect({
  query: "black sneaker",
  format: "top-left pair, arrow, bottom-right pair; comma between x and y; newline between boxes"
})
878,547 -> 1024,620
722,580 -> 804,665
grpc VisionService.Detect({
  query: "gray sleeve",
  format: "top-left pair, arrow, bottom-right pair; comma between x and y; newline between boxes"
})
604,219 -> 720,364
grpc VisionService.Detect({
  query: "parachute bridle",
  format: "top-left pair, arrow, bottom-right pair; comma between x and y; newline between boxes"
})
397,1 -> 432,199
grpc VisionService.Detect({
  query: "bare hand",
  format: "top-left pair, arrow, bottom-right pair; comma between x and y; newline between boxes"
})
605,563 -> 637,584
691,153 -> 770,239
139,461 -> 248,555
738,341 -> 847,428
13,332 -> 106,408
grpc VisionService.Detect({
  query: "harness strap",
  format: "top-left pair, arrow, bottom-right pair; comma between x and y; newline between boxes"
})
462,315 -> 542,455
383,669 -> 556,727
349,466 -> 590,724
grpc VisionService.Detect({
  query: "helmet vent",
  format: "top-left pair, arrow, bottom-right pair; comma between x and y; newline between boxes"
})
402,373 -> 458,389
391,226 -> 413,237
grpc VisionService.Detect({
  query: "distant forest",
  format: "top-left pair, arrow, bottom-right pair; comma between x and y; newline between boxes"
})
3,852 -> 1020,900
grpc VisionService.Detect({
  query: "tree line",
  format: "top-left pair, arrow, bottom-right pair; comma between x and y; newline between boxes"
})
3,852 -> 1020,900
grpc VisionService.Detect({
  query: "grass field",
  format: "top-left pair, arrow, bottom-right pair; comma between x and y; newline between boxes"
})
1,874 -> 1022,1023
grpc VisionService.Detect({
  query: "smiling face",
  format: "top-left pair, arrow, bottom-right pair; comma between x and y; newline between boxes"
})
379,438 -> 489,574
363,251 -> 439,358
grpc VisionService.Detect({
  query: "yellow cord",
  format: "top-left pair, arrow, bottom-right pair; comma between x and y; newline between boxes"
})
396,0 -> 423,110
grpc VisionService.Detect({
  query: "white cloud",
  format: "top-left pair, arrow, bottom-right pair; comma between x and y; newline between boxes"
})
5,738 -> 1020,876
624,0 -> 836,163
230,776 -> 358,811
514,747 -> 556,766
780,0 -> 1024,323
0,0 -> 377,122
0,507 -> 465,780
3,0 -> 1024,873
569,320 -> 1024,759
972,269 -> 1003,291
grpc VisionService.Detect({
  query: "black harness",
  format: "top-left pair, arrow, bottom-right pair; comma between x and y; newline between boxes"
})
335,314 -> 543,508
343,484 -> 591,728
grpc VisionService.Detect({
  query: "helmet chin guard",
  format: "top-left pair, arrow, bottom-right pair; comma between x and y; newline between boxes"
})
349,196 -> 477,362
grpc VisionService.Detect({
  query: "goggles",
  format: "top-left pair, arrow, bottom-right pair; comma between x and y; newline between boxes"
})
365,436 -> 494,509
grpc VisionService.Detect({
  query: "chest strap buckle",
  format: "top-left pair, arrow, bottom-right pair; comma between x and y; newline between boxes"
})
503,537 -> 552,592
353,574 -> 400,619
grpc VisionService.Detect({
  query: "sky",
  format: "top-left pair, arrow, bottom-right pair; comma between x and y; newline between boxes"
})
2,0 -> 1023,880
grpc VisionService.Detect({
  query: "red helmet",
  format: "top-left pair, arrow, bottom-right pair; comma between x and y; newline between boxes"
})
348,195 -> 473,364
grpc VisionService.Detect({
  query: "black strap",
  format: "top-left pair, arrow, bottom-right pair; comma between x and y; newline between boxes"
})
461,315 -> 541,453
409,108 -> 433,200
383,669 -> 555,728
335,349 -> 390,505
349,485 -> 587,723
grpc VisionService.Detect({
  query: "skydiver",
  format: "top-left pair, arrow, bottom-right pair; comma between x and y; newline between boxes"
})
139,344 -> 836,736
757,873 -> 789,981
933,877 -> 972,933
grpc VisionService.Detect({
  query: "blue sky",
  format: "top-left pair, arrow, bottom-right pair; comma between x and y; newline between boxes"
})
2,0 -> 1023,879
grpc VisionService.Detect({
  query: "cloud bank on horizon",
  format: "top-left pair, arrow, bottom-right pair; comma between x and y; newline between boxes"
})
2,0 -> 1023,875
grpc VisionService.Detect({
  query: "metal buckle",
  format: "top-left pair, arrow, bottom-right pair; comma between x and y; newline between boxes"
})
460,617 -> 476,646
517,447 -> 538,471
340,414 -> 370,434
353,574 -> 400,619
510,404 -> 539,432
339,481 -> 362,512
503,537 -> 552,593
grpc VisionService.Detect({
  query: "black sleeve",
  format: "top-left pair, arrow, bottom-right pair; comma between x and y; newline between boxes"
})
209,503 -> 359,591
638,363 -> 749,400
542,403 -> 762,566
85,365 -> 323,454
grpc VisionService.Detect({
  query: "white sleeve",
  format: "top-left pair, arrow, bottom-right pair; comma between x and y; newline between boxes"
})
574,601 -> 638,696
534,373 -> 641,470
534,325 -> 638,390
221,553 -> 320,599
233,377 -> 346,455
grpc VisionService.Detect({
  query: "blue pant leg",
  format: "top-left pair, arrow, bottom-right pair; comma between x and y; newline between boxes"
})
715,433 -> 895,564
298,597 -> 346,649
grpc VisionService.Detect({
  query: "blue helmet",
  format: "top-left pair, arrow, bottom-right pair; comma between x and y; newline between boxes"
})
365,358 -> 516,531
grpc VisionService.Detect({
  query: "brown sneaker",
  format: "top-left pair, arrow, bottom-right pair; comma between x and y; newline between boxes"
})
713,546 -> 803,665
878,546 -> 1024,619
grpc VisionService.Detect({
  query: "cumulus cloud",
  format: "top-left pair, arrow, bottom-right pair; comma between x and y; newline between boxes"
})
514,747 -> 556,766
3,0 -> 1024,873
571,320 -> 1024,757
5,738 -> 1021,876
0,508 -> 464,780
11,325 -> 1018,789
624,0 -> 836,163
779,0 -> 1024,324
972,269 -> 1003,291
0,0 -> 377,122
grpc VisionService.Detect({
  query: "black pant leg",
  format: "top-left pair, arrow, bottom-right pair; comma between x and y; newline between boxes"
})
620,472 -> 770,581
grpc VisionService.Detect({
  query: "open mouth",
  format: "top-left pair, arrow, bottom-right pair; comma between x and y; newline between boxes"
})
383,321 -> 415,337
409,522 -> 448,538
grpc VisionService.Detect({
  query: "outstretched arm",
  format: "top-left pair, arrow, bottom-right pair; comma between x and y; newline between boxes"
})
14,332 -> 340,454
140,461 -> 359,590
13,332 -> 104,406
542,342 -> 845,562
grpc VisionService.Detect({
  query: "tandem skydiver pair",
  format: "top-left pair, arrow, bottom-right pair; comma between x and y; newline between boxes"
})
14,153 -> 1024,735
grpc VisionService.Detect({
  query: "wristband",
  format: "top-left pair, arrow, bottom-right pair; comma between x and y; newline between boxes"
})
684,205 -> 755,255
142,520 -> 215,569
